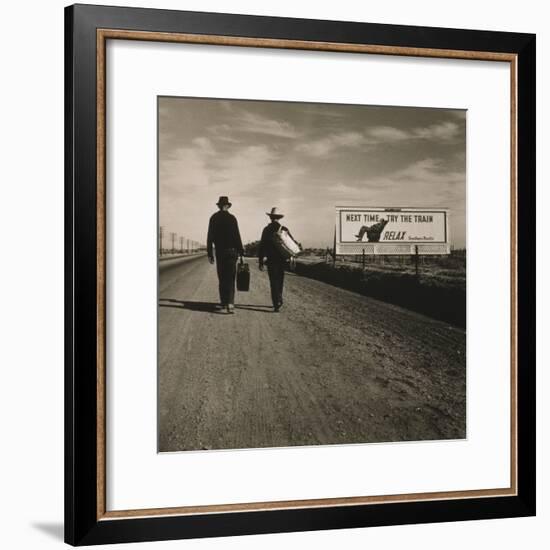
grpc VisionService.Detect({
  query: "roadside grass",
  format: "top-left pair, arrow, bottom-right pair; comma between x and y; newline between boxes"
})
294,255 -> 466,328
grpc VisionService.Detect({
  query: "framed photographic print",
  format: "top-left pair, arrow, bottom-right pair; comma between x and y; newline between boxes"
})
65,3 -> 536,546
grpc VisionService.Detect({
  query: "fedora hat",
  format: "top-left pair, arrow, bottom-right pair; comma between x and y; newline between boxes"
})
216,196 -> 232,207
266,207 -> 284,219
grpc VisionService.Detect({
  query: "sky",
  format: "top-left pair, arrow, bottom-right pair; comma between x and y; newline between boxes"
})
159,97 -> 466,249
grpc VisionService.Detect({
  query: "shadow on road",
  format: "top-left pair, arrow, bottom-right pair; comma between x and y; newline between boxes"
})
235,304 -> 273,313
159,299 -> 274,314
159,299 -> 217,312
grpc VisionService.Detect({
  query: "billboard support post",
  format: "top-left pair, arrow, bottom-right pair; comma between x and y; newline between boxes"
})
414,245 -> 419,279
332,226 -> 336,268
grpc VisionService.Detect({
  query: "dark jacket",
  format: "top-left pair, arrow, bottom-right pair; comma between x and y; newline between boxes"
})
258,221 -> 294,262
207,210 -> 244,258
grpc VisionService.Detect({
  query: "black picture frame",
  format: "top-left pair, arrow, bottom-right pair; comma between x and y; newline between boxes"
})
65,3 -> 535,546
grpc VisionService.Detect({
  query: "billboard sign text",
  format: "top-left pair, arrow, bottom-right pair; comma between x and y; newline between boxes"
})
335,207 -> 450,255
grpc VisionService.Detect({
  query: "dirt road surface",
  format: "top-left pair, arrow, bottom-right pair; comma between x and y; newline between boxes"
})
159,255 -> 466,452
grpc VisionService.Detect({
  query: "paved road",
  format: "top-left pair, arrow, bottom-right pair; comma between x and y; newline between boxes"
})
159,256 -> 466,452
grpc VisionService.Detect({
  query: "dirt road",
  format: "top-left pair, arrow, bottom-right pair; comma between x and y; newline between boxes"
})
159,255 -> 466,452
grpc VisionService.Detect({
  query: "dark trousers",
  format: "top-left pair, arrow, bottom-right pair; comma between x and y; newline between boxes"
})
267,258 -> 285,307
215,248 -> 238,305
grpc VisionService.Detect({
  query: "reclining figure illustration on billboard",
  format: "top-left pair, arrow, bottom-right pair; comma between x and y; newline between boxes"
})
355,218 -> 389,242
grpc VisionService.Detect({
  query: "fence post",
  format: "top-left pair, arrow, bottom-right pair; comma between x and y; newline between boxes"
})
362,249 -> 366,271
414,245 -> 419,279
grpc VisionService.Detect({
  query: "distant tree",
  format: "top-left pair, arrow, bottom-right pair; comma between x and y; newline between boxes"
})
243,240 -> 260,257
302,247 -> 326,256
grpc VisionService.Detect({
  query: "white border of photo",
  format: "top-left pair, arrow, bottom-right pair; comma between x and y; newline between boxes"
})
106,40 -> 510,511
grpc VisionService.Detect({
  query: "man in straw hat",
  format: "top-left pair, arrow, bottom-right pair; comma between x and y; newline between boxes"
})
258,207 -> 295,312
207,196 -> 244,314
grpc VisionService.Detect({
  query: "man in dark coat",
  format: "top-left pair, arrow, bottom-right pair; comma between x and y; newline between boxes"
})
207,196 -> 244,314
258,207 -> 294,312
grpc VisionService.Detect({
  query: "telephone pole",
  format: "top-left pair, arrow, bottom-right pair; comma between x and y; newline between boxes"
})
159,226 -> 163,256
179,236 -> 184,253
170,232 -> 176,254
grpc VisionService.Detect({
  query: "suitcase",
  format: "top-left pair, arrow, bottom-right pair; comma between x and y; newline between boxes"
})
272,227 -> 301,259
236,258 -> 250,291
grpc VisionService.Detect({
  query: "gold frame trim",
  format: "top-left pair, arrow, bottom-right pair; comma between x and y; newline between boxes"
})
96,29 -> 518,521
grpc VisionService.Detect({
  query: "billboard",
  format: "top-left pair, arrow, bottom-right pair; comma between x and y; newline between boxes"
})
335,207 -> 450,255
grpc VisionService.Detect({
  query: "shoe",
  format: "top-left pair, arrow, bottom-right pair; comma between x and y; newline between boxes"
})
273,306 -> 280,312
227,304 -> 235,314
215,303 -> 225,310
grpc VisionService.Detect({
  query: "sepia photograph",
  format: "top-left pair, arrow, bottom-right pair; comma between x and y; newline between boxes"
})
158,97 -> 466,452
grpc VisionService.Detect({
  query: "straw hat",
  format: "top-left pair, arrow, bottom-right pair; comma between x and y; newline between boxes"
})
266,207 -> 284,219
